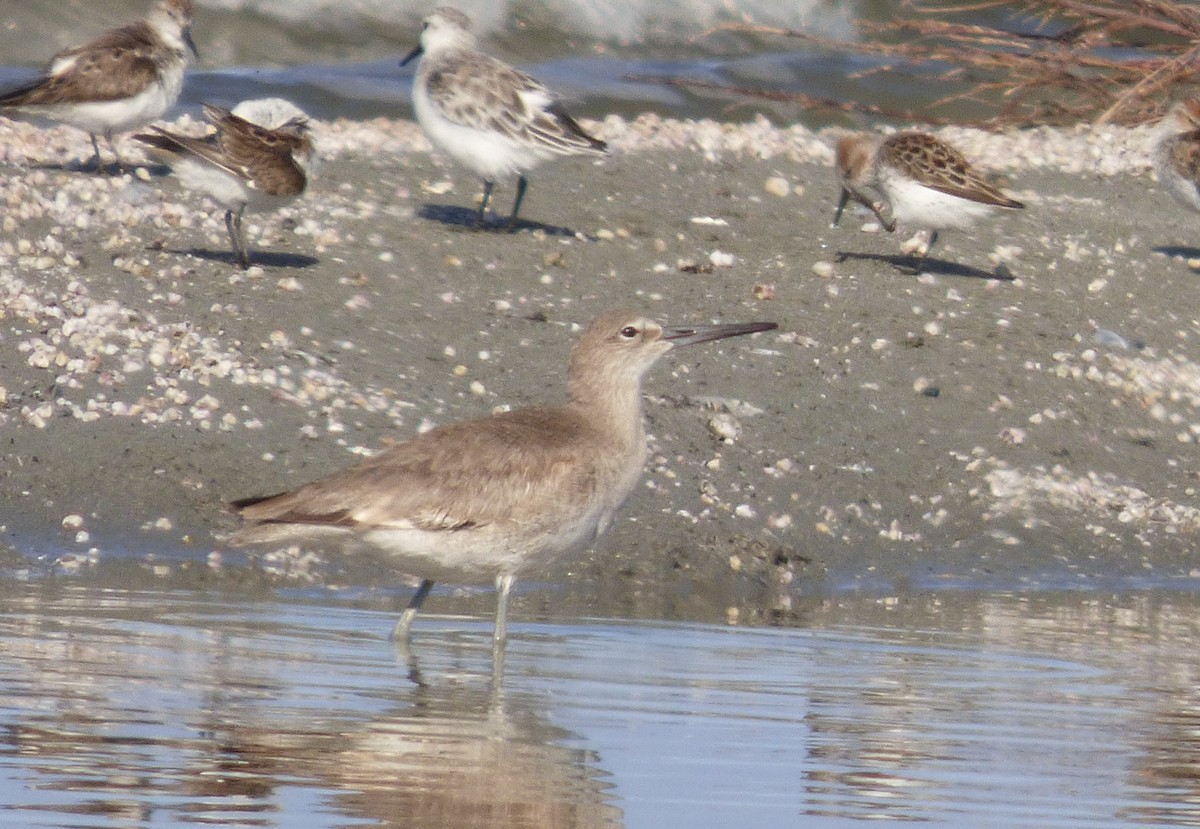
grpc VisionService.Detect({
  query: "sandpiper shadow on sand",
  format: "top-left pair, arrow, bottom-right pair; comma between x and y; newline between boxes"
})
417,203 -> 581,237
25,159 -> 172,178
163,246 -> 320,269
835,250 -> 1015,281
1152,244 -> 1200,262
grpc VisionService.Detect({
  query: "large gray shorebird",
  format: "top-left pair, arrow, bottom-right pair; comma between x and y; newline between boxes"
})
230,310 -> 776,664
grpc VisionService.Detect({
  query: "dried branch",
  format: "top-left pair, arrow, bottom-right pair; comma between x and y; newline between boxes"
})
662,0 -> 1200,127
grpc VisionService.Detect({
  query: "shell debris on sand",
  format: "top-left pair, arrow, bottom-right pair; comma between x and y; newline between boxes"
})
0,267 -> 412,432
2,109 -> 1200,591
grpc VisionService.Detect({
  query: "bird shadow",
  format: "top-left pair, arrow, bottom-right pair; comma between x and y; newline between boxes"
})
161,246 -> 320,269
26,159 -> 172,178
417,203 -> 581,238
1152,244 -> 1200,261
834,250 -> 1015,281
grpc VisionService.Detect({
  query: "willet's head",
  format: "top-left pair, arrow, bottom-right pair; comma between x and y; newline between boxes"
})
567,309 -> 776,403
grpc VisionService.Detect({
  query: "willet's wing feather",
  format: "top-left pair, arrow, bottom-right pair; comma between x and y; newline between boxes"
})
232,407 -> 609,538
882,133 -> 1024,209
1,23 -> 164,107
206,105 -> 309,196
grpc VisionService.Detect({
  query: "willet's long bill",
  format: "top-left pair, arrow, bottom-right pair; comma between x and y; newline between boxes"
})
229,309 -> 777,665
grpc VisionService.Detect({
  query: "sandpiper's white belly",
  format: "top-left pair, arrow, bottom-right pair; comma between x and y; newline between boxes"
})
169,157 -> 296,213
36,66 -> 183,134
413,81 -> 555,181
881,174 -> 996,231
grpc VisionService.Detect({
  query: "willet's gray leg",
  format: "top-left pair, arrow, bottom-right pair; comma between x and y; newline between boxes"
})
392,578 -> 435,641
491,573 -> 515,679
493,573 -> 515,647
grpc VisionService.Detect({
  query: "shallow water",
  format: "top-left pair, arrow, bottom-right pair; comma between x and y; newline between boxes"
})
2,583 -> 1199,828
0,0 -> 1029,124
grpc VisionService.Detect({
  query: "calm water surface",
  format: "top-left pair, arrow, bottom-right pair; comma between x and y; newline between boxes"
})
0,3 -> 1186,827
0,0 -> 1040,125
1,584 -> 1198,827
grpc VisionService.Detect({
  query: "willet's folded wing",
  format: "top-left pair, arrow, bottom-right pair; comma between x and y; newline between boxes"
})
232,406 -> 607,539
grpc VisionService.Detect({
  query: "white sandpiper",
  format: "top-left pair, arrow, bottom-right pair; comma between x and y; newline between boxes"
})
229,309 -> 776,670
136,98 -> 316,269
401,5 -> 608,229
0,0 -> 198,172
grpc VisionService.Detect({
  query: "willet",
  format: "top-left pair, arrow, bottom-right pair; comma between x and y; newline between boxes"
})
0,0 -> 198,172
400,6 -> 608,229
229,310 -> 776,665
833,131 -> 1024,273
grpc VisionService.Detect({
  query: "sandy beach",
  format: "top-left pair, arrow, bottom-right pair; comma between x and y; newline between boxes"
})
1,111 -> 1198,625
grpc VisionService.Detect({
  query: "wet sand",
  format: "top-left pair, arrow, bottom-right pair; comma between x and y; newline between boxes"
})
1,113 -> 1198,625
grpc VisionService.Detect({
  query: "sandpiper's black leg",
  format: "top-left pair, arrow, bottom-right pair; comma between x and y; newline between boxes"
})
507,175 -> 528,231
226,204 -> 250,269
475,179 -> 495,228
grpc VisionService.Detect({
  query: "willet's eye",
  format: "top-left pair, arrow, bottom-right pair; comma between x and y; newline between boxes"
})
619,326 -> 639,339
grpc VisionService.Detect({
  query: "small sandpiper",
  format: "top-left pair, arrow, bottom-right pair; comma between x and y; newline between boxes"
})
833,131 -> 1024,273
229,310 -> 776,668
401,6 -> 608,230
135,98 -> 316,269
0,0 -> 199,172
1151,98 -> 1200,218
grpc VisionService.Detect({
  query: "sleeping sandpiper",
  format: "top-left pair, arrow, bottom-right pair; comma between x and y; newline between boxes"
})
136,98 -> 316,269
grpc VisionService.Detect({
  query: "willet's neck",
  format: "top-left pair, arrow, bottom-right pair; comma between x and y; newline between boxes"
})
568,370 -> 647,449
